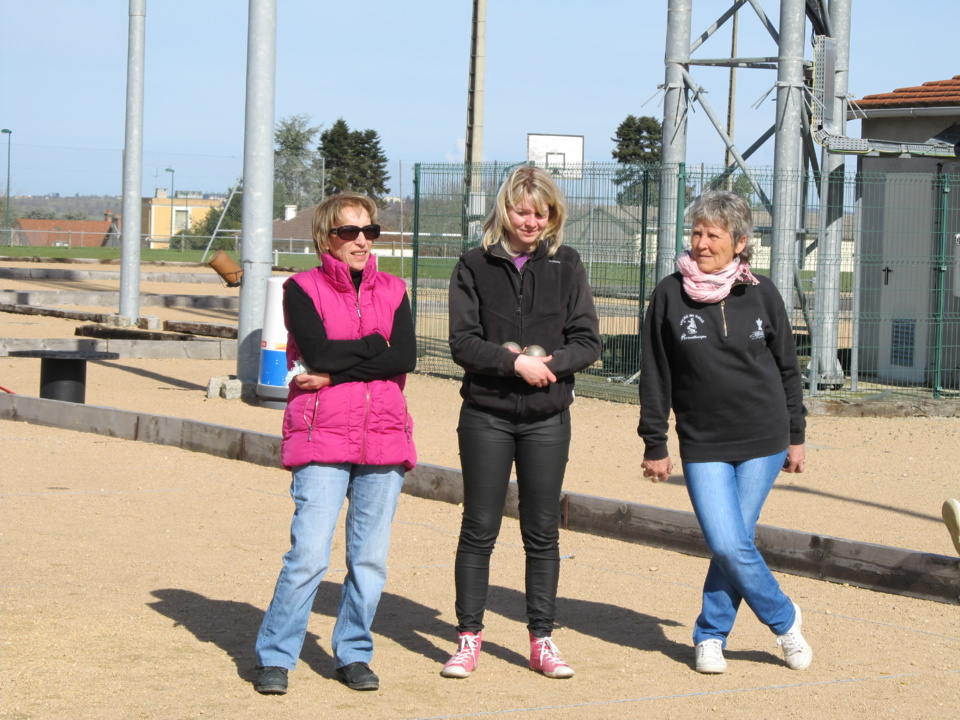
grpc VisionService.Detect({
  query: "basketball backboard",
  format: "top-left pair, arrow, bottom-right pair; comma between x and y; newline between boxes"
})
526,134 -> 584,179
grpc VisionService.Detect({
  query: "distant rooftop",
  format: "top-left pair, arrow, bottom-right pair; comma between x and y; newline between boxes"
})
854,75 -> 960,111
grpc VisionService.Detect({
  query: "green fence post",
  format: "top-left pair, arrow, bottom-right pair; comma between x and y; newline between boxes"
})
675,162 -> 686,257
933,172 -> 950,399
411,163 -> 421,332
638,169 -> 650,362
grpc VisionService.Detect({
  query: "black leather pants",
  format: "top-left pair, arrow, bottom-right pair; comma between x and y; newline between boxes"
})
453,403 -> 571,637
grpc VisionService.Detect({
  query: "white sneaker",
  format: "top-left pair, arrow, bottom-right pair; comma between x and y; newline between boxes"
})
777,603 -> 813,670
943,499 -> 960,556
695,639 -> 727,674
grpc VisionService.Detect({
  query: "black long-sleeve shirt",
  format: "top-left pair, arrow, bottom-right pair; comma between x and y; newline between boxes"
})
283,270 -> 416,385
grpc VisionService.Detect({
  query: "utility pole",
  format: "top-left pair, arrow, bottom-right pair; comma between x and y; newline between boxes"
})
119,0 -> 145,323
463,0 -> 486,250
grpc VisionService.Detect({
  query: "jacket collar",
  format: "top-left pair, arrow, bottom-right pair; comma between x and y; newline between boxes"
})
486,238 -> 553,264
318,252 -> 378,292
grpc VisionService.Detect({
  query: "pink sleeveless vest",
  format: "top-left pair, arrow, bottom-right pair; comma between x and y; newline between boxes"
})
280,254 -> 416,471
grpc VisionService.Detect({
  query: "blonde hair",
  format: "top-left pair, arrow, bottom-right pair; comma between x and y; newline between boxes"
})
481,166 -> 566,257
311,192 -> 379,256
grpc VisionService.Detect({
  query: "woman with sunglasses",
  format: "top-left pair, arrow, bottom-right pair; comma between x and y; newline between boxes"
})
442,166 -> 601,679
254,192 -> 416,695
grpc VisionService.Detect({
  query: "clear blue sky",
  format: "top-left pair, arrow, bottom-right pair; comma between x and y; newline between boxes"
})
0,0 -> 955,199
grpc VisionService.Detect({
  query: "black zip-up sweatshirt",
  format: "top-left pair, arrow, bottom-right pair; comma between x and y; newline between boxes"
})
448,241 -> 602,419
638,272 -> 806,463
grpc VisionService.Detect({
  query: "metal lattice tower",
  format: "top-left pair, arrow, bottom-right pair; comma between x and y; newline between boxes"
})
660,0 -> 852,388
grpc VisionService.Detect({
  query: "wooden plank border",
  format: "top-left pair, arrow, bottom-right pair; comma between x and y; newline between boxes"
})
1,392 -> 958,604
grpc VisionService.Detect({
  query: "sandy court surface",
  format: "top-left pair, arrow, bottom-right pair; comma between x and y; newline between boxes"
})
2,259 -> 960,718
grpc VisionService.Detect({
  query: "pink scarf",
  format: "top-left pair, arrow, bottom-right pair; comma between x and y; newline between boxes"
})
676,250 -> 759,303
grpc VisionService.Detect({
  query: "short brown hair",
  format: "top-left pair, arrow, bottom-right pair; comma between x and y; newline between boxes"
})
311,192 -> 379,256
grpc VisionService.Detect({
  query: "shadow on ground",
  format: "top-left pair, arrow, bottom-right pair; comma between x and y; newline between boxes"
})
148,579 -> 693,681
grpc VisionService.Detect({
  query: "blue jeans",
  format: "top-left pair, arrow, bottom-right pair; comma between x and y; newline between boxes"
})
682,451 -> 796,646
255,462 -> 404,670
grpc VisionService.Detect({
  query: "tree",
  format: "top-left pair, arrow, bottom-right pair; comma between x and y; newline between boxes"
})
24,209 -> 57,219
319,118 -> 390,203
612,115 -> 662,164
275,114 -> 323,209
611,115 -> 662,206
319,119 -> 354,197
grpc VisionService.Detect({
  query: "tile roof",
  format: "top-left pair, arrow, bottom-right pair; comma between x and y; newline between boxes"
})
855,76 -> 960,110
14,218 -> 117,248
272,205 -> 317,240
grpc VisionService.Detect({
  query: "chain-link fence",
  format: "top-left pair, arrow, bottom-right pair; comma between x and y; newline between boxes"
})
410,162 -> 660,405
6,161 -> 957,404
410,162 -> 960,404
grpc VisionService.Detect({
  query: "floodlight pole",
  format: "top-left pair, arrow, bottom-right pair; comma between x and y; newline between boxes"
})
2,129 -> 11,247
119,0 -> 145,323
462,0 -> 486,251
237,0 -> 278,392
165,167 -> 175,240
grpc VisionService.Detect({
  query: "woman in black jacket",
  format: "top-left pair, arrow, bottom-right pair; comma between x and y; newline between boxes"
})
638,190 -> 812,675
442,166 -> 601,680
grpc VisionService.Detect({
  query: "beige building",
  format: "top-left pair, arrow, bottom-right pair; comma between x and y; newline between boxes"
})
142,189 -> 224,246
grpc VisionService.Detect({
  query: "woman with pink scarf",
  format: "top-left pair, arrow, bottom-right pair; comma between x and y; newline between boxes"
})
638,190 -> 812,675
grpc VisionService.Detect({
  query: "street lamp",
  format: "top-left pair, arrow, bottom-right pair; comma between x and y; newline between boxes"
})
2,129 -> 11,247
165,167 -> 175,243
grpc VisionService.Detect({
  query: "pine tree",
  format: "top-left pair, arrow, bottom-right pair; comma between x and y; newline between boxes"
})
274,114 -> 323,208
318,119 -> 355,197
611,115 -> 663,206
319,118 -> 390,203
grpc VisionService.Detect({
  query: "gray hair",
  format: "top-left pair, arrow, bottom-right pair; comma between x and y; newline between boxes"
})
688,190 -> 754,264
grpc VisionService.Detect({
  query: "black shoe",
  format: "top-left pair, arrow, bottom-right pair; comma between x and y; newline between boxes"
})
335,661 -> 379,691
254,666 -> 288,695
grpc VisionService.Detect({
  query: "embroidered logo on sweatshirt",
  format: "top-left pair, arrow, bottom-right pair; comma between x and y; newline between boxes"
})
679,313 -> 707,341
749,318 -> 765,340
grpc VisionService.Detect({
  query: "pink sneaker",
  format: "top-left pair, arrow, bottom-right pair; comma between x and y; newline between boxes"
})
441,632 -> 482,678
529,633 -> 574,678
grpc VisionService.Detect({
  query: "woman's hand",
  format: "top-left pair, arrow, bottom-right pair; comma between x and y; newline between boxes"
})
641,456 -> 673,483
294,372 -> 331,390
514,353 -> 556,387
782,444 -> 806,473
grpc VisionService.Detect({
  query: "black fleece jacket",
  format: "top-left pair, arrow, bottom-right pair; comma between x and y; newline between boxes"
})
638,272 -> 806,463
448,241 -> 602,419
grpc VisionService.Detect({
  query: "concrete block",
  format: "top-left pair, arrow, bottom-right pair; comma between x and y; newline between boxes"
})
136,316 -> 162,331
207,376 -> 225,399
136,413 -> 184,448
104,314 -> 136,328
180,342 -> 225,360
240,430 -> 282,468
180,419 -> 243,459
69,403 -> 140,440
220,378 -> 243,400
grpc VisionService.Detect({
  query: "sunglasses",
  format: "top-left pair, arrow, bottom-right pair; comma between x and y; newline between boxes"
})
329,224 -> 381,241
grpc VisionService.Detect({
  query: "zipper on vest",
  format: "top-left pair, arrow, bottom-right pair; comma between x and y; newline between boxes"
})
360,385 -> 371,462
720,300 -> 728,337
305,393 -> 319,442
